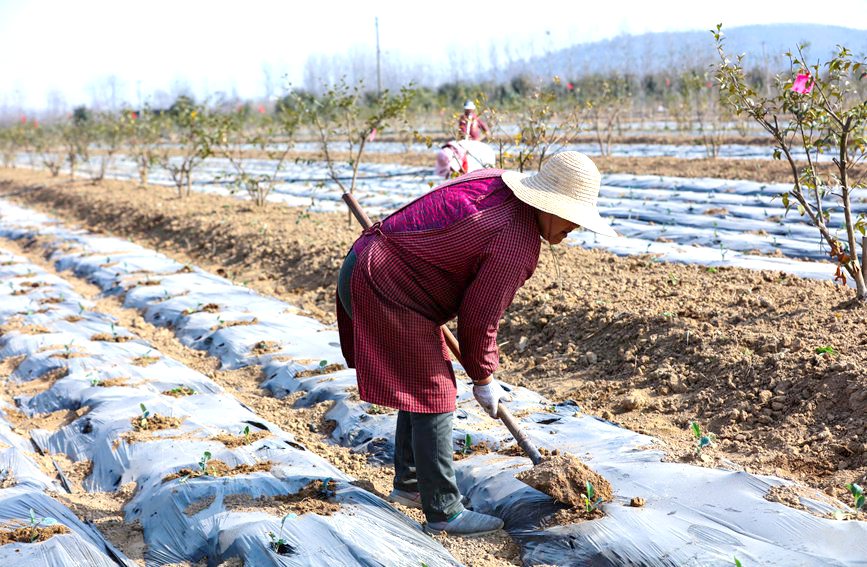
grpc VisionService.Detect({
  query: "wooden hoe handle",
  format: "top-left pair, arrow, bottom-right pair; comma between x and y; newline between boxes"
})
341,192 -> 544,465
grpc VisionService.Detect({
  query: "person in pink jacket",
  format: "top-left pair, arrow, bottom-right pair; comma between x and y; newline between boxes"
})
337,152 -> 616,536
458,100 -> 490,141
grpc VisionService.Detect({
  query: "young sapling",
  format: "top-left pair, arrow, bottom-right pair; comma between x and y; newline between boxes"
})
267,513 -> 296,555
690,421 -> 716,454
139,403 -> 150,429
845,482 -> 864,513
27,508 -> 58,543
198,450 -> 212,475
462,433 -> 472,456
582,481 -> 603,514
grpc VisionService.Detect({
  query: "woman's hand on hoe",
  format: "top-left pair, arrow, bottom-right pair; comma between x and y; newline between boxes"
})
472,377 -> 513,418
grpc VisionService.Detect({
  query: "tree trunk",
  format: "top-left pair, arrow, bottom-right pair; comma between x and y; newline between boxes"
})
862,237 -> 866,283
860,237 -> 867,300
854,271 -> 866,301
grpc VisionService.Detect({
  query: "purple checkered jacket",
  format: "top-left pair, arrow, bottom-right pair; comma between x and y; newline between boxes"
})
336,170 -> 541,413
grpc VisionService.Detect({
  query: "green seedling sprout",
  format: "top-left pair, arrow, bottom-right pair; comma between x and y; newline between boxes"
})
28,508 -> 58,543
582,481 -> 603,514
319,360 -> 328,368
90,377 -> 101,387
139,403 -> 150,429
78,302 -> 86,315
319,477 -> 336,498
734,558 -> 743,567
242,425 -> 251,444
267,513 -> 296,554
815,346 -> 837,356
462,433 -> 472,456
845,483 -> 864,512
198,450 -> 212,475
690,421 -> 716,454
707,267 -> 719,274
110,322 -> 117,338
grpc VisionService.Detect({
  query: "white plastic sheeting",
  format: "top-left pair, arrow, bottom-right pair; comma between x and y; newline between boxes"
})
0,245 -> 459,566
2,200 -> 866,566
13,148 -> 858,285
0,252 -> 136,565
0,488 -> 135,566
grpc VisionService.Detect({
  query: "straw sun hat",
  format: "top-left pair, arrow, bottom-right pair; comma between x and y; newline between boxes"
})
502,151 -> 617,237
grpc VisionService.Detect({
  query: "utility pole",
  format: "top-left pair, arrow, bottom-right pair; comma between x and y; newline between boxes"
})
375,17 -> 382,95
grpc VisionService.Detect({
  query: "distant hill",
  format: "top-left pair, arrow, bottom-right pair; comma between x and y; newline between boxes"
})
504,24 -> 867,79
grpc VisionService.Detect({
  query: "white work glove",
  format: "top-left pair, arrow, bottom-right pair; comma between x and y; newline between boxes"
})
472,379 -> 513,418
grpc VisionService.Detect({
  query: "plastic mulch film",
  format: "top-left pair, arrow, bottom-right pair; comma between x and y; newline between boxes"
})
0,244 -> 460,566
0,487 -> 135,566
4,200 -> 867,565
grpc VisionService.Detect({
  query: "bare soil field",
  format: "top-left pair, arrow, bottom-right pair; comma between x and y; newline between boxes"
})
1,166 -> 865,514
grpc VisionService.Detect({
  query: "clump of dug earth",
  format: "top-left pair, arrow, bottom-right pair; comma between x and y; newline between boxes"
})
163,460 -> 273,482
0,522 -> 70,545
516,454 -> 614,522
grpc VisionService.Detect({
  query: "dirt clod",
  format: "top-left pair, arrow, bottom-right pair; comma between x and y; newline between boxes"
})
130,414 -> 183,432
212,430 -> 271,448
163,459 -> 273,482
91,333 -> 132,342
296,363 -> 344,378
516,454 -> 613,507
224,478 -> 340,517
0,524 -> 70,545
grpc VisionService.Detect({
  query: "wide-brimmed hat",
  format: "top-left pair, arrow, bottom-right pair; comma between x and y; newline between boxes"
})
502,151 -> 616,237
463,100 -> 476,110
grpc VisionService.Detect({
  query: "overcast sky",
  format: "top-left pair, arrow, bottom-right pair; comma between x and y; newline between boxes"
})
2,0 -> 866,112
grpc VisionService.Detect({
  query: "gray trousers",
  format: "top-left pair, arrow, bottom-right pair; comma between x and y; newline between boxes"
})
394,410 -> 465,523
339,251 -> 464,523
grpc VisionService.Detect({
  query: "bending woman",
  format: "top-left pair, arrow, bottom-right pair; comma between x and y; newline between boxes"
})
336,151 -> 616,536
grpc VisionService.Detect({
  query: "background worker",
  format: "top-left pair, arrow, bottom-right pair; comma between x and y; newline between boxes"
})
336,151 -> 616,536
458,100 -> 490,141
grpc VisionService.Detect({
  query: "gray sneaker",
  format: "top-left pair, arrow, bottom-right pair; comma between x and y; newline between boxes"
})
388,488 -> 422,509
425,510 -> 504,537
389,489 -> 472,510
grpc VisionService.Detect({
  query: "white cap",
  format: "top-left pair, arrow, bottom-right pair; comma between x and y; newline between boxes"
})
463,100 -> 476,110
